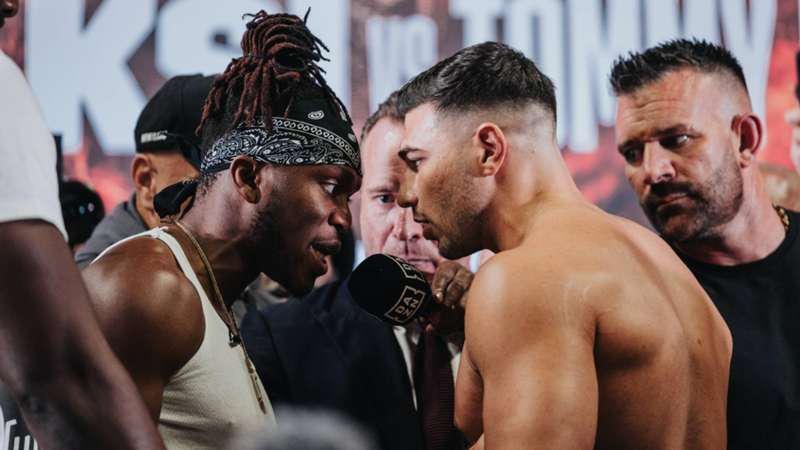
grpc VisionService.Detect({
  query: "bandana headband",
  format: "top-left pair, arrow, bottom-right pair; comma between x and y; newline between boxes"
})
154,115 -> 361,218
201,117 -> 361,175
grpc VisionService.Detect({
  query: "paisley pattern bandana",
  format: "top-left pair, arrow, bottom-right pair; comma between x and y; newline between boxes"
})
201,116 -> 360,174
154,96 -> 361,218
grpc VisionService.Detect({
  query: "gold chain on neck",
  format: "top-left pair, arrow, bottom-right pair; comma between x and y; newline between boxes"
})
773,204 -> 790,233
172,220 -> 267,414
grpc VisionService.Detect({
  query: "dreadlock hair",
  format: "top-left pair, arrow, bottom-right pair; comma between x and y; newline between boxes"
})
609,39 -> 748,96
197,9 -> 351,155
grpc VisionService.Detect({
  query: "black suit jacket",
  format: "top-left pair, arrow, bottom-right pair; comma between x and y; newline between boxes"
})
240,279 -> 425,450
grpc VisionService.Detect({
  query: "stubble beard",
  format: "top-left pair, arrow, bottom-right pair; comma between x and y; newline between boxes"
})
647,153 -> 744,244
246,203 -> 282,276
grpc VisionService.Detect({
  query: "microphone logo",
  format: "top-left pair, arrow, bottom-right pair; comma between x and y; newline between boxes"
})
384,285 -> 427,324
386,254 -> 425,282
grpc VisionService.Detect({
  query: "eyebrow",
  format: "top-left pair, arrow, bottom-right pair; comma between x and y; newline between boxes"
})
365,182 -> 397,194
617,124 -> 695,153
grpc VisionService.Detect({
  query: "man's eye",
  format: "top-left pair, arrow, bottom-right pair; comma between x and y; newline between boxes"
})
660,135 -> 690,150
376,194 -> 394,204
407,159 -> 422,170
622,147 -> 642,165
322,183 -> 337,194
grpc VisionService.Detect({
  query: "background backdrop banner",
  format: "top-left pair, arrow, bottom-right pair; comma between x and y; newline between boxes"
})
1,0 -> 798,224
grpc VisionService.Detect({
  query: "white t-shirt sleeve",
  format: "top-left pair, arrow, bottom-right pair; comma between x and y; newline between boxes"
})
0,51 -> 66,239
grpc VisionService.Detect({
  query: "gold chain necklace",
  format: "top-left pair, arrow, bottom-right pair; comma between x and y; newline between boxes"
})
172,221 -> 267,414
773,204 -> 790,233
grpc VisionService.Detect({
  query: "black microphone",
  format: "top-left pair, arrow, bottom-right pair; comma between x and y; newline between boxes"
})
348,254 -> 435,326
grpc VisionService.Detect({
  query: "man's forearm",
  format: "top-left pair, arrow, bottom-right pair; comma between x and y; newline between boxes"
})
11,343 -> 165,450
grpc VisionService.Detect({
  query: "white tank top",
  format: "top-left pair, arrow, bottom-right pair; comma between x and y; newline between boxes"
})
95,227 -> 276,450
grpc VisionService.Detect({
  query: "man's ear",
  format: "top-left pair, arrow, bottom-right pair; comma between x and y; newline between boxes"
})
131,154 -> 157,207
230,156 -> 264,204
733,113 -> 763,168
473,122 -> 508,177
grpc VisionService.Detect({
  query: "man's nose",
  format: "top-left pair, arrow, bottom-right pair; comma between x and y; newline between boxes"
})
391,207 -> 422,241
642,143 -> 677,185
329,200 -> 352,234
396,168 -> 418,209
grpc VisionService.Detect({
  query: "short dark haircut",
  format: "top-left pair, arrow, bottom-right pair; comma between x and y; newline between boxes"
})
609,39 -> 748,96
397,41 -> 556,120
361,90 -> 403,142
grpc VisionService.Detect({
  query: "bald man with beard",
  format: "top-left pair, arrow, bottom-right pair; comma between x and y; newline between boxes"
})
612,39 -> 800,450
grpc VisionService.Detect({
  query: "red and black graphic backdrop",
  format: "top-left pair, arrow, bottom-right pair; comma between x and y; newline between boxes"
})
1,0 -> 798,226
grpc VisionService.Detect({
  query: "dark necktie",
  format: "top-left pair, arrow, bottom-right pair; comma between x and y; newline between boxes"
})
413,328 -> 461,450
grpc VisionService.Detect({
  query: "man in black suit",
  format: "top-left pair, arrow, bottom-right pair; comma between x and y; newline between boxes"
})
241,92 -> 474,450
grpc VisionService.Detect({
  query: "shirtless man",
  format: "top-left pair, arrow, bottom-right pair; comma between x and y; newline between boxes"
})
395,42 -> 732,449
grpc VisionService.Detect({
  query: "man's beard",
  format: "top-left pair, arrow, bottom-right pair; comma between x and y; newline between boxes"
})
245,203 -> 283,272
643,154 -> 743,243
437,210 -> 483,260
246,201 -> 325,297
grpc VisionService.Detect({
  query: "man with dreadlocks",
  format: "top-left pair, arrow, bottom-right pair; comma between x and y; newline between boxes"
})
82,10 -> 361,449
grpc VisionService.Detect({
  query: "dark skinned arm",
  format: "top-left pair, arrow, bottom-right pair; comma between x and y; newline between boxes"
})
0,220 -> 166,450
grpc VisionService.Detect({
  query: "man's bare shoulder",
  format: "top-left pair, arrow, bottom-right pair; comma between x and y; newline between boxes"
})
82,235 -> 204,371
464,251 -> 599,386
471,247 -> 569,294
83,235 -> 196,302
467,250 -> 601,337
527,205 -> 686,277
472,240 -> 624,306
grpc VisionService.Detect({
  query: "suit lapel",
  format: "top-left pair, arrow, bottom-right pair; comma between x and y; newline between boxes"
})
308,280 -> 424,450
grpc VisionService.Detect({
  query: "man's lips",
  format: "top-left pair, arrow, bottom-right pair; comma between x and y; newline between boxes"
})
402,257 -> 437,276
309,240 -> 340,273
654,192 -> 689,207
405,257 -> 433,264
412,211 -> 436,239
311,240 -> 341,257
645,185 -> 695,210
646,182 -> 697,209
418,221 -> 436,240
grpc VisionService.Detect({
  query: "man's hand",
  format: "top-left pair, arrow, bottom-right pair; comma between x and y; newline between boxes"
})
421,260 -> 473,335
785,107 -> 800,171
